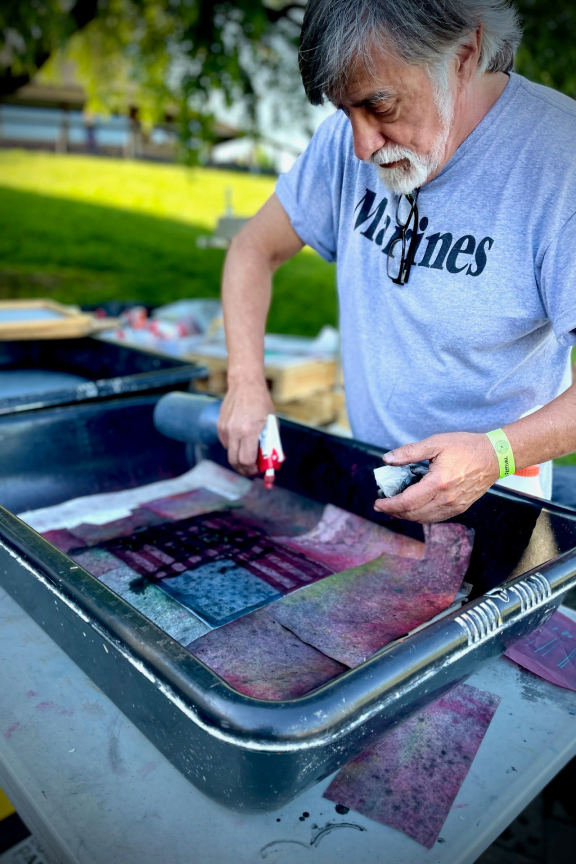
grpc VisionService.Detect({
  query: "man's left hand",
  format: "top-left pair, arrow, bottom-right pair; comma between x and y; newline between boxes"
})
374,432 -> 501,523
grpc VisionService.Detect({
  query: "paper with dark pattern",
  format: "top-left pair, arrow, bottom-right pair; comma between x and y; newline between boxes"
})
505,609 -> 576,691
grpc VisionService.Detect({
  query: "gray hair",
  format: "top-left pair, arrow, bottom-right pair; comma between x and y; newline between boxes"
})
299,0 -> 523,105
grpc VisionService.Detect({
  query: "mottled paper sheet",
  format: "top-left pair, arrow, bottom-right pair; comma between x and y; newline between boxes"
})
188,608 -> 346,699
274,503 -> 425,570
42,528 -> 84,554
324,683 -> 500,848
270,523 -> 474,667
43,483 -> 333,632
505,610 -> 576,691
141,487 -> 232,521
235,479 -> 326,536
67,507 -> 167,546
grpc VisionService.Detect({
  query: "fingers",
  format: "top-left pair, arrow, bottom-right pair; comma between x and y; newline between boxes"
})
383,436 -> 442,467
218,407 -> 265,476
223,424 -> 261,476
376,431 -> 497,523
226,429 -> 240,473
374,459 -> 468,523
237,433 -> 259,476
217,383 -> 273,477
375,472 -> 438,519
216,418 -> 229,450
374,469 -> 477,523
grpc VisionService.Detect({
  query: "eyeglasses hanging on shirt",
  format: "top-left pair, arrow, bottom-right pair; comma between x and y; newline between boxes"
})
386,189 -> 420,285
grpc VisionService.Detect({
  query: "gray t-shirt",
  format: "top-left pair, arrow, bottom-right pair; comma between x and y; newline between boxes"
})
276,73 -> 576,459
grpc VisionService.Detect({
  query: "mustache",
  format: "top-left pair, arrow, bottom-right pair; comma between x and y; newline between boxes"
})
367,145 -> 422,166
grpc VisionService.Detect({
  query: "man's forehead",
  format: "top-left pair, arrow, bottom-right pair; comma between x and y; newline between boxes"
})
332,56 -> 406,107
348,86 -> 397,108
331,79 -> 398,110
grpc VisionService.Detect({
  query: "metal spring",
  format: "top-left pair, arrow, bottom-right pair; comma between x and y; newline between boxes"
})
456,572 -> 552,646
455,598 -> 501,645
487,572 -> 551,612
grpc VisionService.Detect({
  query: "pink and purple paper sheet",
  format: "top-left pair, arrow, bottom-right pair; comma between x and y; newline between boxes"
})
141,487 -> 233,521
269,523 -> 474,667
188,608 -> 346,699
64,507 -> 168,546
274,503 -> 425,570
41,528 -> 84,554
324,683 -> 500,848
505,610 -> 576,691
234,479 -> 326,537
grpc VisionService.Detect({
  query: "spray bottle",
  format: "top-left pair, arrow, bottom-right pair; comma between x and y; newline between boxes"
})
257,415 -> 285,489
152,395 -> 285,489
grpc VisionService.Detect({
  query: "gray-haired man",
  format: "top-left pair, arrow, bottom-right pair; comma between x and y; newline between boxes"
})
217,0 -> 576,523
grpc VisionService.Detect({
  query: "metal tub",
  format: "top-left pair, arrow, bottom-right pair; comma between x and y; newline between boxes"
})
0,394 -> 575,812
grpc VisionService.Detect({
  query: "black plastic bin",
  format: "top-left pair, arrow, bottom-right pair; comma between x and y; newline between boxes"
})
0,394 -> 575,813
0,337 -> 206,415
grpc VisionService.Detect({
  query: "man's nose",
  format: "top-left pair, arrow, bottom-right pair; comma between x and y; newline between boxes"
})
350,112 -> 387,161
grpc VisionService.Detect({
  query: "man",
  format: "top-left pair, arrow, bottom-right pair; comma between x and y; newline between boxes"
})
217,0 -> 576,523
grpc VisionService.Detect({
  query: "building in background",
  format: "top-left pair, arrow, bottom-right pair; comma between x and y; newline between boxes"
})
0,75 -> 304,173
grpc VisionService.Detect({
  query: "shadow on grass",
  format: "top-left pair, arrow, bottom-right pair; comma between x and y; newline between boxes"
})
0,185 -> 337,337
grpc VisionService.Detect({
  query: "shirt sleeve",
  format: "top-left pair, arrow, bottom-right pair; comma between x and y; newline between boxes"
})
539,209 -> 576,346
275,111 -> 346,263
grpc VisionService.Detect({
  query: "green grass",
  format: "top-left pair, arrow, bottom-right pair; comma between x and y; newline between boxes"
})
555,452 -> 576,466
0,150 -> 337,336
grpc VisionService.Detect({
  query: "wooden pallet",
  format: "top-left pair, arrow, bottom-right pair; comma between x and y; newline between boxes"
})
195,368 -> 343,427
275,389 -> 342,426
187,351 -> 337,403
0,300 -> 117,340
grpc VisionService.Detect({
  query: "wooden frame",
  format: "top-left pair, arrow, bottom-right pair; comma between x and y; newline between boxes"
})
0,300 -> 117,341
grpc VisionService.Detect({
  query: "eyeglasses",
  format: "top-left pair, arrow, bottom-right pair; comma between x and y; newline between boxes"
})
386,190 -> 420,285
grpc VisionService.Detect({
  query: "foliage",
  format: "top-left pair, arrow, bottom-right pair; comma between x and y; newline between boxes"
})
0,149 -> 337,335
2,2 -> 576,142
0,1 -> 99,96
1,1 -> 309,139
514,1 -> 576,99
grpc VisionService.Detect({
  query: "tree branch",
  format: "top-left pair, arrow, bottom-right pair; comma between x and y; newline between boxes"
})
0,0 -> 100,98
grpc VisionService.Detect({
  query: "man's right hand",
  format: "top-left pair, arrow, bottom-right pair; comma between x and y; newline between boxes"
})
217,380 -> 275,476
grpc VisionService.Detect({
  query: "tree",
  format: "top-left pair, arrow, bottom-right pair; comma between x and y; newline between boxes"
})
0,1 -> 100,97
1,1 -> 307,134
1,1 -> 575,140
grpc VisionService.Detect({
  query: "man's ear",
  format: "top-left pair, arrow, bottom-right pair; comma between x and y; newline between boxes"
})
455,24 -> 483,83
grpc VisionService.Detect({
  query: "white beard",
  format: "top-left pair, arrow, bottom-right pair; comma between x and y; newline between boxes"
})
368,94 -> 454,195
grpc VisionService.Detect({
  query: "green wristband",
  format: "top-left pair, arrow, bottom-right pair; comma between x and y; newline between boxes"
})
486,429 -> 515,479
